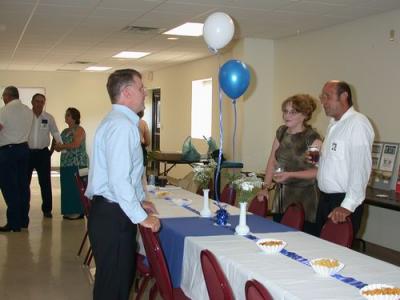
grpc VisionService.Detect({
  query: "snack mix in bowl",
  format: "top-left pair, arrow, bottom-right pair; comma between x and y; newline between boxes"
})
256,238 -> 287,254
310,258 -> 344,276
360,284 -> 400,300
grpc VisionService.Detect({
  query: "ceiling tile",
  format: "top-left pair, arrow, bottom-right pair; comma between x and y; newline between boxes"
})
1,0 -> 399,71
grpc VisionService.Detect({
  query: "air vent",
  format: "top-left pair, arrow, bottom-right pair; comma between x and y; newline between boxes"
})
121,25 -> 164,34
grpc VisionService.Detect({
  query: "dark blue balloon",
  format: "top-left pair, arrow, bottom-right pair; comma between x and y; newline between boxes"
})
219,59 -> 250,100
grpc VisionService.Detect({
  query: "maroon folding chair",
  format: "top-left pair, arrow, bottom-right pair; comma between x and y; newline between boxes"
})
200,249 -> 234,300
220,184 -> 236,205
320,217 -> 354,248
245,279 -> 273,300
74,173 -> 93,266
139,226 -> 189,300
135,253 -> 153,300
280,202 -> 305,231
248,195 -> 268,217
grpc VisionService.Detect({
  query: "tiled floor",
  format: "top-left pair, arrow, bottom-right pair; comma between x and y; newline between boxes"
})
0,175 -> 93,300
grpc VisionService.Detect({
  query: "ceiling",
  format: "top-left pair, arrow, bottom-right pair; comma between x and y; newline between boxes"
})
1,0 -> 399,73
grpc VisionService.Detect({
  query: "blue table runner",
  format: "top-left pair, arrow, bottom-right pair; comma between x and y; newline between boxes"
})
158,214 -> 296,287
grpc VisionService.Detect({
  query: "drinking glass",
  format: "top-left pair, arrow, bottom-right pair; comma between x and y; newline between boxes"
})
307,145 -> 320,164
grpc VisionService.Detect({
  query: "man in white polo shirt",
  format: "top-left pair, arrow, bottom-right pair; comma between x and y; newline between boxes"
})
28,93 -> 62,218
316,80 -> 374,236
0,86 -> 33,232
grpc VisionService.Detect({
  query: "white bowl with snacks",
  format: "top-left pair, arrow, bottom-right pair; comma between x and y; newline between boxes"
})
309,258 -> 344,276
359,284 -> 400,300
256,238 -> 286,254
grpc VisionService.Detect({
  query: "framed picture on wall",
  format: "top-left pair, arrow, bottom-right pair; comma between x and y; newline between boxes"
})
379,143 -> 399,172
371,142 -> 383,170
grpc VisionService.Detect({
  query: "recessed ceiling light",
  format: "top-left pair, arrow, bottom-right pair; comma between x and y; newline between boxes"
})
163,22 -> 203,37
85,66 -> 112,71
167,37 -> 179,40
112,51 -> 150,59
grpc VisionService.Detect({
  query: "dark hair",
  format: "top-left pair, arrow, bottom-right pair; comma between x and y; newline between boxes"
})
32,93 -> 46,101
137,110 -> 144,118
335,81 -> 353,107
106,69 -> 142,103
66,107 -> 81,125
281,94 -> 317,124
3,86 -> 19,99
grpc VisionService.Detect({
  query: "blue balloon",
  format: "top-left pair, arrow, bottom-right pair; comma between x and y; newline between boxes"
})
219,60 -> 250,100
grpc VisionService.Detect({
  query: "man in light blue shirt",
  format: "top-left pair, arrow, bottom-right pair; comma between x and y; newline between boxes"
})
85,69 -> 160,300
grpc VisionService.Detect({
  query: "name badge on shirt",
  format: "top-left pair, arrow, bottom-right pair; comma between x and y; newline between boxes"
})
329,140 -> 344,160
41,119 -> 48,129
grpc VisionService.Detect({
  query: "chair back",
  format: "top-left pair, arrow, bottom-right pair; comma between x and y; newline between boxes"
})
245,279 -> 273,300
248,195 -> 268,217
280,202 -> 305,230
200,249 -> 234,300
320,217 -> 353,248
320,217 -> 354,248
220,184 -> 236,205
139,225 -> 174,300
74,173 -> 91,217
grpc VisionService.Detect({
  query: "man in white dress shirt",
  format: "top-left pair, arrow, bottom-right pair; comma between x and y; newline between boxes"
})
85,69 -> 160,300
28,93 -> 62,218
316,80 -> 374,236
0,86 -> 33,232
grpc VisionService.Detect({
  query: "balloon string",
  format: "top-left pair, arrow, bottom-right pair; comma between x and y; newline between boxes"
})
232,100 -> 237,161
214,86 -> 224,203
214,54 -> 224,203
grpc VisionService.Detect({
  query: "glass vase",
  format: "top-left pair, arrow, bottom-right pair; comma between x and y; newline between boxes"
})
235,201 -> 250,235
200,188 -> 212,217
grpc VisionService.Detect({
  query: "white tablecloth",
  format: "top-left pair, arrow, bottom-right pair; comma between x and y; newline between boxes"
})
148,186 -> 240,218
181,231 -> 400,300
145,186 -> 400,299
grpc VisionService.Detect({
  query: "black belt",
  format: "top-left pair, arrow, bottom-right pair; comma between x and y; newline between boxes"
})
320,191 -> 346,197
0,142 -> 28,150
93,195 -> 118,205
30,147 -> 48,152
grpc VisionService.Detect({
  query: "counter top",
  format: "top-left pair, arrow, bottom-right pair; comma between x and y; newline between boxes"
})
365,187 -> 400,211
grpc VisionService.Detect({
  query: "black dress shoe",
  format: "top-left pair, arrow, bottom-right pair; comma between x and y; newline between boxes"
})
0,225 -> 21,232
43,212 -> 53,218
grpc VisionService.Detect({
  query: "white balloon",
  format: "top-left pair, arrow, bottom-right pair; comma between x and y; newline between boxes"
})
203,12 -> 235,51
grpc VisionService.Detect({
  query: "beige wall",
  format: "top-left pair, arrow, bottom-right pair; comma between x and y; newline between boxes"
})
275,9 -> 400,141
145,53 -> 237,178
0,71 -> 111,166
234,38 -> 275,172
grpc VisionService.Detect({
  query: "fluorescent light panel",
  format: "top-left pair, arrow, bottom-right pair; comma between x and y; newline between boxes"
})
113,51 -> 150,59
85,66 -> 112,71
163,22 -> 203,37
